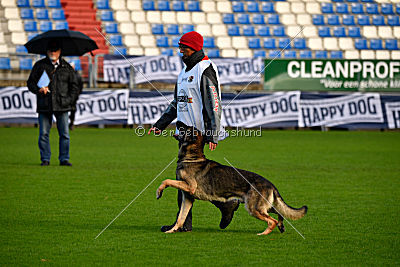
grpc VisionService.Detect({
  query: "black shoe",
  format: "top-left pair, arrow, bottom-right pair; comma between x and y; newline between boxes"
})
60,161 -> 72,166
41,161 -> 50,166
161,224 -> 192,232
219,200 -> 240,229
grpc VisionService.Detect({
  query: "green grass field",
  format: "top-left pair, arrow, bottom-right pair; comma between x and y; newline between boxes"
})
0,127 -> 399,265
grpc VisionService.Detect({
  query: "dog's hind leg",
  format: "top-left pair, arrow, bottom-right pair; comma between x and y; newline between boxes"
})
277,214 -> 285,233
255,211 -> 278,236
165,193 -> 193,233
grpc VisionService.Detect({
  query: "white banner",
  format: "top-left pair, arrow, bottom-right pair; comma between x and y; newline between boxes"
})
0,87 -> 36,119
221,92 -> 300,127
385,102 -> 400,129
299,93 -> 384,127
213,57 -> 263,84
128,94 -> 174,125
75,89 -> 129,125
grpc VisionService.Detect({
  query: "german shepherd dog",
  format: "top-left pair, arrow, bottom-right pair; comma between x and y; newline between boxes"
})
156,123 -> 307,235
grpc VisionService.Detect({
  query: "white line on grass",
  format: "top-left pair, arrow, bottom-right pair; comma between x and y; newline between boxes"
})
95,157 -> 176,239
223,157 -> 306,239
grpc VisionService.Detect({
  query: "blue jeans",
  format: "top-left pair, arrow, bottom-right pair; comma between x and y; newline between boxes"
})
38,112 -> 70,162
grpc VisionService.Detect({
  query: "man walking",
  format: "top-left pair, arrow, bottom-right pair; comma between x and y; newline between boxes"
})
27,40 -> 79,166
148,31 -> 239,232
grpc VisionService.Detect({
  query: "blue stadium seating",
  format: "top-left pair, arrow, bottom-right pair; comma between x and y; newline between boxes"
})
318,27 -> 331,37
97,0 -> 110,9
332,0 -> 344,2
351,3 -> 364,14
386,39 -> 399,50
152,24 -> 164,35
336,3 -> 349,14
347,0 -> 358,3
21,9 -> 34,19
20,58 -> 32,70
0,58 -> 11,70
284,50 -> 297,58
355,39 -> 368,49
16,45 -> 28,53
263,38 -> 276,49
113,47 -> 127,55
228,25 -> 240,36
52,9 -> 65,20
372,15 -> 385,26
273,26 -> 285,37
299,50 -> 312,59
182,25 -> 194,34
171,37 -> 180,47
253,50 -> 266,58
156,36 -> 169,47
207,49 -> 220,58
348,26 -> 361,37
143,0 -> 156,11
243,26 -> 256,36
17,0 -> 30,8
321,3 -> 334,14
161,48 -> 174,56
258,26 -> 270,36
223,14 -> 235,24
28,33 -> 38,41
105,23 -> 118,34
188,1 -> 201,12
330,51 -> 343,59
366,3 -> 379,14
233,2 -> 245,12
247,2 -> 259,12
32,0 -> 45,8
279,38 -> 291,49
358,15 -> 370,25
109,35 -> 122,46
315,50 -> 328,58
333,26 -> 346,37
268,14 -> 280,24
269,50 -> 281,58
25,21 -> 37,32
361,0 -> 374,2
343,15 -> 355,25
248,38 -> 261,49
40,21 -> 52,32
101,11 -> 114,21
36,9 -> 49,20
55,21 -> 68,30
167,24 -> 179,35
172,1 -> 185,11
388,16 -> 400,26
203,37 -> 215,48
312,15 -> 325,26
327,15 -> 340,25
294,38 -> 307,49
381,3 -> 394,15
261,2 -> 274,13
238,14 -> 250,24
253,14 -> 265,24
158,0 -> 170,11
396,4 -> 400,15
69,59 -> 82,71
370,39 -> 382,50
47,0 -> 61,8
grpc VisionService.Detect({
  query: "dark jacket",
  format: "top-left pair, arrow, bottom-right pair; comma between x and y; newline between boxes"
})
27,56 -> 79,113
153,50 -> 221,144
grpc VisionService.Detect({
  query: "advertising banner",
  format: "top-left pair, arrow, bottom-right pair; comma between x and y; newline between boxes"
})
0,87 -> 37,119
385,101 -> 400,129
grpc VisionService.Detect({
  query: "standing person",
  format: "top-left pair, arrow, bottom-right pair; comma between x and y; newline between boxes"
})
148,31 -> 240,232
69,62 -> 83,130
27,40 -> 79,166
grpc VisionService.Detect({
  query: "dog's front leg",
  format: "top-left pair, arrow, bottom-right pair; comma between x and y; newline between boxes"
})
165,193 -> 193,233
156,179 -> 192,199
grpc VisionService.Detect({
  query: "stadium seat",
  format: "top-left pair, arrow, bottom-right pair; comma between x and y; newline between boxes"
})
19,58 -> 32,70
261,2 -> 274,13
97,0 -> 109,10
388,16 -> 400,26
36,9 -> 49,20
315,50 -> 328,58
279,38 -> 291,49
253,50 -> 266,58
336,3 -> 349,14
55,21 -> 68,30
232,2 -> 245,13
238,14 -> 250,24
258,26 -> 270,36
358,15 -> 370,26
348,26 -> 361,37
47,0 -> 61,8
284,50 -> 296,58
16,45 -> 28,53
321,3 -> 333,14
143,1 -> 156,11
343,15 -> 355,26
397,4 -> 400,15
24,21 -> 37,32
253,14 -> 265,25
21,9 -> 34,19
203,37 -> 215,48
32,0 -> 45,8
264,38 -> 276,49
188,1 -> 201,12
268,14 -> 280,25
52,9 -> 65,20
299,50 -> 312,58
273,26 -> 285,37
294,38 -> 307,49
228,25 -> 240,36
269,50 -> 281,58
0,58 -> 11,70
105,23 -> 118,34
248,38 -> 261,49
69,59 -> 82,70
182,25 -> 194,34
332,0 -> 344,2
156,36 -> 169,47
318,27 -> 331,37
113,46 -> 126,55
152,24 -> 164,35
158,0 -> 170,11
366,3 -> 378,15
28,33 -> 38,41
243,26 -> 255,36
172,1 -> 185,11
17,0 -> 30,7
330,51 -> 343,59
340,39 -> 354,50
372,15 -> 385,26
161,48 -> 174,56
312,15 -> 325,26
386,39 -> 399,50
109,35 -> 123,46
101,11 -> 114,21
381,4 -> 394,15
370,39 -> 382,50
361,0 -> 374,2
167,24 -> 179,35
333,27 -> 346,37
247,2 -> 259,12
327,15 -> 340,26
355,39 -> 368,49
207,49 -> 220,58
223,14 -> 235,24
351,3 -> 364,14
40,21 -> 52,32
171,36 -> 180,47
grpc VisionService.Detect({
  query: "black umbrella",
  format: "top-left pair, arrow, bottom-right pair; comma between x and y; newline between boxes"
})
24,29 -> 98,56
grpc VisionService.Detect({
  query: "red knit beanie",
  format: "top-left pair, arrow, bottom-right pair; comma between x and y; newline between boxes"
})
179,31 -> 203,51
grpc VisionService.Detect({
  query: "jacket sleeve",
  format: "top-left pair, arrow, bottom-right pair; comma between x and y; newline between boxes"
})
200,64 -> 221,144
27,61 -> 42,95
152,84 -> 177,131
68,68 -> 80,104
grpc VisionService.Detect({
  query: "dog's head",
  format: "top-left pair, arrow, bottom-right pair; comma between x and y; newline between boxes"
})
176,122 -> 205,159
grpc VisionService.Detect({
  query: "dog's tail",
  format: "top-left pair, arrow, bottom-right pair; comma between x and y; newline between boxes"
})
273,190 -> 307,220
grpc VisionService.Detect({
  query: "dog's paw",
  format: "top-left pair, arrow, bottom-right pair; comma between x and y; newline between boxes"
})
156,188 -> 163,199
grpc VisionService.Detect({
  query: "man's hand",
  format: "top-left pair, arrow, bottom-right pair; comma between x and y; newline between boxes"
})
209,142 -> 217,151
148,127 -> 161,135
39,87 -> 50,95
